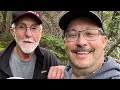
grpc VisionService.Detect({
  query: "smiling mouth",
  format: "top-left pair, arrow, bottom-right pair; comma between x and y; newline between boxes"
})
23,41 -> 33,43
72,50 -> 95,55
75,51 -> 91,55
71,48 -> 95,55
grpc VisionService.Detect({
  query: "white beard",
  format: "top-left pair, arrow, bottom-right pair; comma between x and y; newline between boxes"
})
14,36 -> 39,54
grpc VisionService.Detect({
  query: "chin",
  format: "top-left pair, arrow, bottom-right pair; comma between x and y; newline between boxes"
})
72,60 -> 90,68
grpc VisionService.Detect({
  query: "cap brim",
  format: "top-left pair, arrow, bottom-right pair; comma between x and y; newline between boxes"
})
59,11 -> 102,30
12,12 -> 42,24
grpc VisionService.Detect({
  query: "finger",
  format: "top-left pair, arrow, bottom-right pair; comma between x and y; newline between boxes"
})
54,66 -> 65,79
60,66 -> 65,79
48,66 -> 56,79
55,67 -> 62,79
60,71 -> 64,79
47,67 -> 53,79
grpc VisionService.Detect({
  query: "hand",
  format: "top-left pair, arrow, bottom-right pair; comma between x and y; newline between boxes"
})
48,65 -> 65,79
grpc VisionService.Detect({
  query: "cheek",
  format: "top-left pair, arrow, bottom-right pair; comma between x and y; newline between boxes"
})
89,42 -> 98,48
14,32 -> 23,40
64,41 -> 75,53
98,38 -> 106,49
64,41 -> 71,49
35,32 -> 43,42
89,39 -> 105,51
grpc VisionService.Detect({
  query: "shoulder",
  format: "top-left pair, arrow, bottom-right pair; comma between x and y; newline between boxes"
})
106,56 -> 120,66
39,47 -> 62,65
105,56 -> 116,61
105,56 -> 118,64
40,47 -> 54,56
0,50 -> 4,56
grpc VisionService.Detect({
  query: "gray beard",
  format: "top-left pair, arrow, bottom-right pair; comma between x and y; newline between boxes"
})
14,36 -> 39,54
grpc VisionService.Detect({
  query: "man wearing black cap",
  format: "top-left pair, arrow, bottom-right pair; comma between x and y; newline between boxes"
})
0,11 -> 64,79
59,11 -> 120,79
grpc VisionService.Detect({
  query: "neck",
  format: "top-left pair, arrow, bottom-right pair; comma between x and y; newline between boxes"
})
14,46 -> 34,62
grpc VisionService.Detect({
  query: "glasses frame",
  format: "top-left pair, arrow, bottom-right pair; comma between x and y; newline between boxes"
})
64,29 -> 104,42
14,23 -> 41,33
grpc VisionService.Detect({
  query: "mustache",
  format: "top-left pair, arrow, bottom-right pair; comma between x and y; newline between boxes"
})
71,46 -> 95,53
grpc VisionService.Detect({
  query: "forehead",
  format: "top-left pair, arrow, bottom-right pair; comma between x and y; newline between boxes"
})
69,17 -> 98,27
14,15 -> 40,25
66,17 -> 100,32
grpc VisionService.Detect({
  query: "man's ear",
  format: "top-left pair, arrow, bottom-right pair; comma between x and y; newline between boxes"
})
9,27 -> 15,37
102,35 -> 107,49
41,30 -> 44,36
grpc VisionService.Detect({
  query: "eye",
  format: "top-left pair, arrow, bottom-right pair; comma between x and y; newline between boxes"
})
31,26 -> 38,30
86,32 -> 94,35
66,32 -> 78,38
17,24 -> 26,29
31,27 -> 37,29
84,31 -> 98,37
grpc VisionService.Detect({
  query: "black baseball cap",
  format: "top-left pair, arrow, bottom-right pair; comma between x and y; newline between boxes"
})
59,11 -> 103,31
12,11 -> 42,24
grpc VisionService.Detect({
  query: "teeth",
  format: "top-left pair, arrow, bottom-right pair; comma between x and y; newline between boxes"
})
77,52 -> 89,55
24,41 -> 33,43
23,39 -> 34,43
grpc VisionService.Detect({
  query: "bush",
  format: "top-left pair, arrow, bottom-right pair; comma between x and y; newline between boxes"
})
40,33 -> 68,62
0,31 -> 13,42
0,31 -> 13,51
0,41 -> 8,51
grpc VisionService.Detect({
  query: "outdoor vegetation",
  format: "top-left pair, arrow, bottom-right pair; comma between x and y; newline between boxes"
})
0,11 -> 120,65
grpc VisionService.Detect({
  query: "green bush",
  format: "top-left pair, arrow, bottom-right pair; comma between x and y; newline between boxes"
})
0,31 -> 13,51
40,33 -> 68,62
0,41 -> 8,51
0,31 -> 13,42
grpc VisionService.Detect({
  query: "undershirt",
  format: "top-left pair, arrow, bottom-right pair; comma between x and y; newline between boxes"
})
9,49 -> 36,79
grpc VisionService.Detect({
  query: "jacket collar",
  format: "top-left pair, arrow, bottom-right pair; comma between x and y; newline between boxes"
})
0,40 -> 44,77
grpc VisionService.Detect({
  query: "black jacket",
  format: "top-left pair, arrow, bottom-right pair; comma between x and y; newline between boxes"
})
0,40 -> 62,79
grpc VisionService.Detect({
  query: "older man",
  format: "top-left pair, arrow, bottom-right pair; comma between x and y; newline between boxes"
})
0,11 -> 64,79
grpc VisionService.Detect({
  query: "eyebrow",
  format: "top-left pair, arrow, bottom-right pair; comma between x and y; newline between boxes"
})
16,23 -> 38,26
67,27 -> 102,31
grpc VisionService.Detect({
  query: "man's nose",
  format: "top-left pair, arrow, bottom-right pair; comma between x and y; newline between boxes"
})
76,33 -> 87,46
25,27 -> 33,37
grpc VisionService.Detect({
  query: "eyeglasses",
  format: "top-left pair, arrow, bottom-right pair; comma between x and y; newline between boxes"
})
64,29 -> 104,42
15,24 -> 41,33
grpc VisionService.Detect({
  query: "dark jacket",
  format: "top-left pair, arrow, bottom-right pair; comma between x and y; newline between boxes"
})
64,56 -> 120,79
0,40 -> 62,79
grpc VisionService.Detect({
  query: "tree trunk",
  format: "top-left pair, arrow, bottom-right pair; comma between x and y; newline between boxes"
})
1,11 -> 7,33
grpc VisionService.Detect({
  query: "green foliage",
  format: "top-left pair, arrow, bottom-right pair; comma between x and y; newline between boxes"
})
0,31 -> 13,42
0,31 -> 13,51
103,11 -> 120,59
109,47 -> 120,59
50,50 -> 68,62
103,11 -> 114,35
40,33 -> 68,61
0,41 -> 8,51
